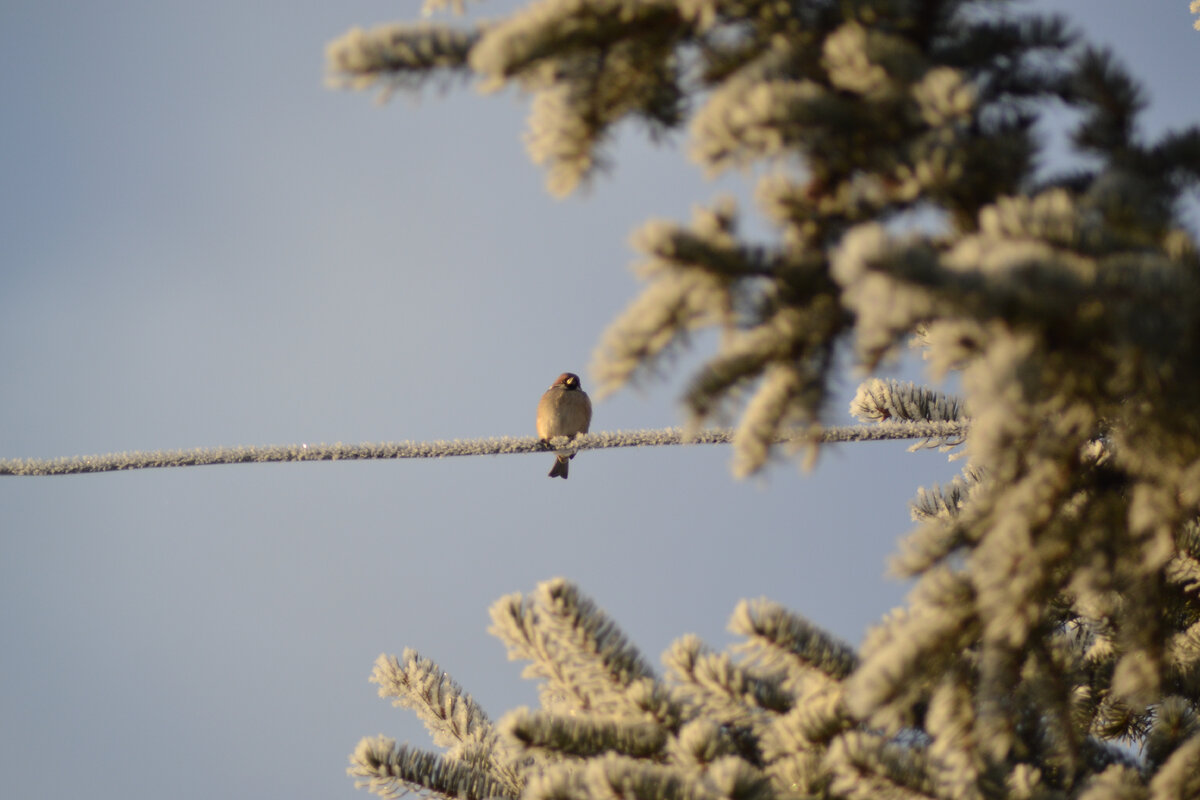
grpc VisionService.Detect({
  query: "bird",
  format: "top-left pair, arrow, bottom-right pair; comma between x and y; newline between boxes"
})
536,372 -> 592,479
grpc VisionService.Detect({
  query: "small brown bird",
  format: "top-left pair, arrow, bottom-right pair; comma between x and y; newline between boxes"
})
536,372 -> 592,479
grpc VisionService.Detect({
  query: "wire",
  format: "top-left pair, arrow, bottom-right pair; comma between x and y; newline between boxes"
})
0,421 -> 968,476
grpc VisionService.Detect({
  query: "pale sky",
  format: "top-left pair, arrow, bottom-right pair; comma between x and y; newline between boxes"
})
2,2 -> 1197,799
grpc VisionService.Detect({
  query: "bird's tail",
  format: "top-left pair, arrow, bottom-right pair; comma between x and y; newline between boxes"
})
548,454 -> 570,479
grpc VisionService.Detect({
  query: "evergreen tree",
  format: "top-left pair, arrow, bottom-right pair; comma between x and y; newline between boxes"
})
328,1 -> 1200,798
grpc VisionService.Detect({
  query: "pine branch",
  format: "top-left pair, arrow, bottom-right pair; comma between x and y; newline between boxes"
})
0,421 -> 970,476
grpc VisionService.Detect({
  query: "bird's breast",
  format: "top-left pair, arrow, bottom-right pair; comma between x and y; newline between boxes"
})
537,390 -> 592,439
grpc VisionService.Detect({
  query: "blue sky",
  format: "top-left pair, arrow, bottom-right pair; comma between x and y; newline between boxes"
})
2,2 -> 1197,799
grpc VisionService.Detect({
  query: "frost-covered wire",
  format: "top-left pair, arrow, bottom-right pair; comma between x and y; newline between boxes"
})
0,422 -> 969,476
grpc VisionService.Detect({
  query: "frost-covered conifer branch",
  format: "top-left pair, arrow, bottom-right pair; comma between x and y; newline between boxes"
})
489,591 -> 586,713
665,719 -> 743,769
358,581 -> 815,800
369,650 -> 520,791
889,466 -> 987,577
850,379 -> 966,454
334,1 -> 1200,797
326,24 -> 480,96
501,708 -> 668,759
665,635 -> 792,733
849,379 -> 963,426
592,200 -> 852,477
488,579 -> 667,717
579,753 -> 717,800
0,422 -> 968,477
590,202 -> 753,398
1149,733 -> 1200,799
907,467 -> 984,524
353,571 -> 1200,800
728,599 -> 859,684
329,0 -> 691,195
845,570 -> 978,732
348,737 -> 514,800
536,579 -> 657,685
1144,697 -> 1200,772
826,732 -> 936,800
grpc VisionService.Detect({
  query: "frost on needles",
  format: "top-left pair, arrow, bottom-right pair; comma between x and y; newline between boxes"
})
331,0 -> 1200,798
348,580 -> 870,800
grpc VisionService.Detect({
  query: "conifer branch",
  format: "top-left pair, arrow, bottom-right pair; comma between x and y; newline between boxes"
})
825,731 -> 935,800
728,599 -> 859,683
1144,697 -> 1200,772
488,579 -> 666,717
501,708 -> 669,759
1146,732 -> 1200,799
907,466 -> 985,524
371,651 -> 495,751
369,650 -> 520,792
328,2 -> 1200,797
850,379 -> 964,426
668,720 -> 744,768
348,737 -> 514,800
0,422 -> 969,477
574,752 -> 769,800
665,635 -> 793,729
326,24 -> 480,96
